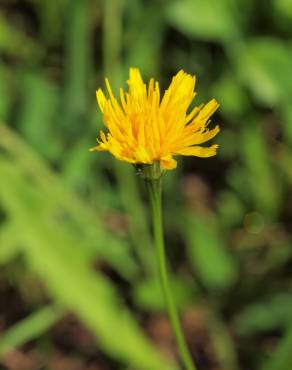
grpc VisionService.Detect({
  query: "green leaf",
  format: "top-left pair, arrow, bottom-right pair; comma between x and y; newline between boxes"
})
237,38 -> 292,107
235,293 -> 292,336
0,222 -> 21,265
272,0 -> 292,21
165,0 -> 239,42
185,212 -> 238,290
0,125 -> 138,280
260,322 -> 292,370
217,190 -> 245,228
240,124 -> 281,217
124,1 -> 164,76
212,72 -> 250,117
27,0 -> 69,44
0,64 -> 12,120
0,306 -> 63,356
63,0 -> 91,128
0,13 -> 39,60
0,130 -> 177,370
133,276 -> 197,312
19,72 -> 61,160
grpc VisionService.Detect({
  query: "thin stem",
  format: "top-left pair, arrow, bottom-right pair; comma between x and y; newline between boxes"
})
147,178 -> 197,370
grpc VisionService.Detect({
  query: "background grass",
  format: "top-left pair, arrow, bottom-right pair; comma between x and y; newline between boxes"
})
1,0 -> 292,369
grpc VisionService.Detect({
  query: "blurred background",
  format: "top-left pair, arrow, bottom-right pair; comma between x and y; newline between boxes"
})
0,0 -> 292,369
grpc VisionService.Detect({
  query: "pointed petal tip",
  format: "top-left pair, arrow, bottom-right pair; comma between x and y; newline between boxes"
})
105,77 -> 112,92
96,88 -> 107,112
90,145 -> 107,153
211,98 -> 220,108
126,68 -> 145,90
129,67 -> 142,77
129,67 -> 140,73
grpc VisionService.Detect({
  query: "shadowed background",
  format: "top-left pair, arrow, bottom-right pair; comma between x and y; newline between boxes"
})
0,0 -> 292,369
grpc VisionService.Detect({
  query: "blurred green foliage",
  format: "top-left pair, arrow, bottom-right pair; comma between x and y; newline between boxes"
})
0,0 -> 292,369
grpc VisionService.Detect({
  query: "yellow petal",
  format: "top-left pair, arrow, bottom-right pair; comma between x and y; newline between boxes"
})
127,68 -> 146,104
176,144 -> 219,157
185,104 -> 201,123
160,154 -> 177,169
89,143 -> 107,152
96,89 -> 107,113
120,88 -> 127,111
128,68 -> 144,86
198,99 -> 219,121
105,78 -> 125,116
190,99 -> 219,130
161,70 -> 195,112
180,125 -> 220,147
196,125 -> 220,145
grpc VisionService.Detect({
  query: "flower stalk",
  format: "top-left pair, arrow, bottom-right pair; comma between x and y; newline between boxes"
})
146,175 -> 197,370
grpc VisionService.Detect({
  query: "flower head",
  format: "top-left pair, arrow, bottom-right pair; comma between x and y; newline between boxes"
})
91,68 -> 220,170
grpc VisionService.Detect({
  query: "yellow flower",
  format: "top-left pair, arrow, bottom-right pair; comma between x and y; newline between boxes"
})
91,68 -> 220,170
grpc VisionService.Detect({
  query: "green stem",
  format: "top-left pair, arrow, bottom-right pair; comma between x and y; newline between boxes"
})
147,178 -> 197,370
